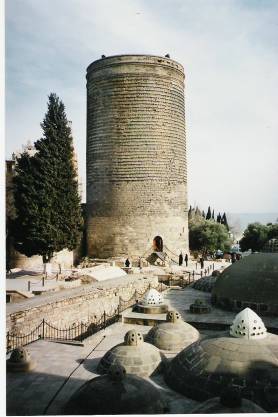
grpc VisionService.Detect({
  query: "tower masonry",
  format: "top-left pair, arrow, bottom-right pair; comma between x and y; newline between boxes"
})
86,54 -> 188,258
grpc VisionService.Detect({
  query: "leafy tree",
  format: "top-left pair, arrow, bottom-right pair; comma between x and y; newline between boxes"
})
268,223 -> 278,239
13,93 -> 83,264
206,206 -> 212,220
239,222 -> 269,252
6,161 -> 17,270
189,218 -> 231,255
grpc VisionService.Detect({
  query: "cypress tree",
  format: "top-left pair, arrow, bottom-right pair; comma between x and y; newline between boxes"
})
212,209 -> 215,220
206,206 -> 212,220
222,212 -> 229,230
217,213 -> 222,223
202,210 -> 206,218
13,93 -> 83,264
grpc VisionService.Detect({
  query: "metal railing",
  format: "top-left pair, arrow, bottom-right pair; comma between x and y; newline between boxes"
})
6,282 -> 165,353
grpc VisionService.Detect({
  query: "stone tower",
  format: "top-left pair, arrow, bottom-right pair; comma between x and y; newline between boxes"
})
86,54 -> 188,258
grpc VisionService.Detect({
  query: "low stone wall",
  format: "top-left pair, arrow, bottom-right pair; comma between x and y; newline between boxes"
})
7,275 -> 158,336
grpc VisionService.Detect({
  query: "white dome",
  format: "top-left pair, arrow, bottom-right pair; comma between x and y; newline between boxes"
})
142,288 -> 163,306
230,307 -> 267,340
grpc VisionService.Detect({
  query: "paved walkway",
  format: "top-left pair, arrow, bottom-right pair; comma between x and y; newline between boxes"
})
164,286 -> 278,329
7,322 -> 200,415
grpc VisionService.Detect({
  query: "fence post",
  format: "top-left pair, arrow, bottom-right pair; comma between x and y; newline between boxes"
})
193,270 -> 195,281
42,277 -> 45,287
56,273 -> 58,281
42,319 -> 45,339
117,305 -> 120,320
104,311 -> 106,328
28,281 -> 31,292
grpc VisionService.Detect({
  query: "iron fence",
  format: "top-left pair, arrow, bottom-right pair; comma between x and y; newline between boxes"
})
6,281 -> 166,353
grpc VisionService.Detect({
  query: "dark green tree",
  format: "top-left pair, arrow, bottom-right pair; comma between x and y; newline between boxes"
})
216,213 -> 222,223
195,206 -> 202,217
189,218 -> 231,255
206,206 -> 212,220
239,222 -> 269,252
212,209 -> 215,220
13,93 -> 83,264
268,223 -> 278,239
221,212 -> 229,230
202,210 -> 206,218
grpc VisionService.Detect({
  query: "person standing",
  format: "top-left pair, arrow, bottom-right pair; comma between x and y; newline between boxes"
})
125,258 -> 130,268
179,252 -> 183,266
184,253 -> 188,267
200,257 -> 204,269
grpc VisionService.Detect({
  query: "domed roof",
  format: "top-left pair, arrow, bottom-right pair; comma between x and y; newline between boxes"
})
191,389 -> 266,413
212,253 -> 278,315
64,364 -> 168,415
7,347 -> 35,372
97,329 -> 162,377
146,310 -> 200,352
141,288 -> 164,306
230,307 -> 267,339
192,275 -> 218,292
165,309 -> 278,410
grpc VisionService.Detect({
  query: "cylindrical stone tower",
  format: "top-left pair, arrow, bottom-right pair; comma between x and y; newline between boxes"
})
86,54 -> 188,258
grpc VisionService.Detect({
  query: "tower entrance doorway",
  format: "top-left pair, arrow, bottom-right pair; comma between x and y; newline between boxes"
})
153,236 -> 163,252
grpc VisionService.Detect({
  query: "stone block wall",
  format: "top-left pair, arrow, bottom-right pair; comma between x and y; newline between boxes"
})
86,55 -> 188,258
10,248 -> 74,270
7,275 -> 158,336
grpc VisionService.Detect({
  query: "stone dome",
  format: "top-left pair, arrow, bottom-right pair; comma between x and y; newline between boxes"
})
97,329 -> 162,377
145,310 -> 200,352
191,389 -> 266,413
64,363 -> 168,415
142,288 -> 163,305
7,347 -> 35,372
212,253 -> 278,315
192,275 -> 218,292
165,309 -> 278,411
230,307 -> 267,339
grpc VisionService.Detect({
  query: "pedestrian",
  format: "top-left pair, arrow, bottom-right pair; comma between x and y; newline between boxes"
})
125,258 -> 130,268
179,252 -> 183,266
184,253 -> 188,267
200,257 -> 204,269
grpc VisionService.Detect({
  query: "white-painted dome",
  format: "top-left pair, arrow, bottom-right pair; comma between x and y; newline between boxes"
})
142,288 -> 163,306
230,307 -> 267,340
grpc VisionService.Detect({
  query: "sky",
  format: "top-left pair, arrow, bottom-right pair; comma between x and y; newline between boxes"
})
5,0 -> 278,213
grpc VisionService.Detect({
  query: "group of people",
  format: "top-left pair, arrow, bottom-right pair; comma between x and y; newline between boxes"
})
178,252 -> 189,266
